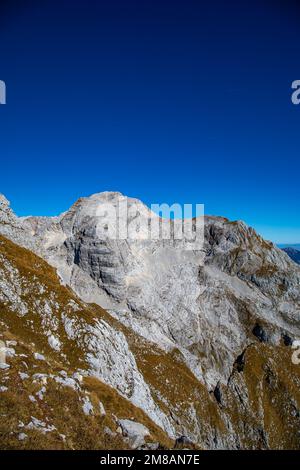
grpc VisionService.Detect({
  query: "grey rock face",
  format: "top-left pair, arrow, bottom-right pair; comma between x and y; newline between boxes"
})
0,194 -> 39,253
118,419 -> 150,449
2,192 -> 300,389
1,191 -> 300,449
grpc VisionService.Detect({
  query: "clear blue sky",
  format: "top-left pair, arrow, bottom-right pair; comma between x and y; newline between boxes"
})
0,0 -> 300,243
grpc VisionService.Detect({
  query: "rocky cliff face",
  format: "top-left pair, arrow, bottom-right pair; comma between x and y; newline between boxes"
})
20,193 -> 300,386
1,192 -> 300,449
0,195 -> 40,253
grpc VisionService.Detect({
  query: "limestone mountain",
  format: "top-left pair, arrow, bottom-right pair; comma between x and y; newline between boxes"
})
1,192 -> 300,449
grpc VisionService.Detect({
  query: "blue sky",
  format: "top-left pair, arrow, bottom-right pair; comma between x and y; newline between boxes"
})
0,0 -> 300,243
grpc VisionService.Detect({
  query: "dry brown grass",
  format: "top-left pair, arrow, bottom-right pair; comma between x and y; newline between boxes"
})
0,234 -> 173,449
1,233 -> 300,449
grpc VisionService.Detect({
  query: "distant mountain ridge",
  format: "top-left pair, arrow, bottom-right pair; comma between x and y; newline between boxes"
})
278,243 -> 300,249
281,247 -> 300,265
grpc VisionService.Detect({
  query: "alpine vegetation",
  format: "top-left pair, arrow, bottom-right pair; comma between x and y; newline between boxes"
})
0,192 -> 300,450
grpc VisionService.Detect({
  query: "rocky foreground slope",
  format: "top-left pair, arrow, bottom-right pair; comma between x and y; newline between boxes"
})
1,192 -> 300,449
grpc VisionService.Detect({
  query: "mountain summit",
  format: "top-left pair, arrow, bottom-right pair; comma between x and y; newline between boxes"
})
1,192 -> 300,449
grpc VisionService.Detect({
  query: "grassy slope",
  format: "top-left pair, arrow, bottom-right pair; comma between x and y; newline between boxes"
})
0,234 -> 300,449
0,235 -> 172,449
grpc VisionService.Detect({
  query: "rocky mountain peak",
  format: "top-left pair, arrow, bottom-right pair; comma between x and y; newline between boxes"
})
1,191 -> 300,449
0,193 -> 10,209
6,191 -> 297,385
0,194 -> 42,254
